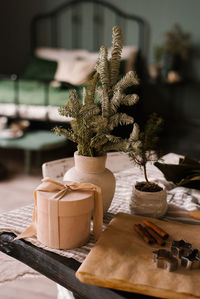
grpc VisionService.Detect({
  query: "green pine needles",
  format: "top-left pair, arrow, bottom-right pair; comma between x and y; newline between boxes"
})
128,113 -> 164,185
54,26 -> 140,157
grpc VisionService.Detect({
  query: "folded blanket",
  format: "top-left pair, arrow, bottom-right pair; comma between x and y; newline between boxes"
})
155,156 -> 200,190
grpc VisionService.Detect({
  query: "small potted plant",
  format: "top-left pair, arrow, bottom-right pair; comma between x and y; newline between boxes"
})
128,113 -> 168,218
54,26 -> 140,213
149,45 -> 163,83
161,24 -> 191,81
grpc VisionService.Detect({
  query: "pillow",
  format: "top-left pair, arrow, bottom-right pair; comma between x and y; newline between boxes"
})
23,57 -> 57,80
35,47 -> 89,61
32,46 -> 138,84
54,59 -> 96,85
35,47 -> 95,85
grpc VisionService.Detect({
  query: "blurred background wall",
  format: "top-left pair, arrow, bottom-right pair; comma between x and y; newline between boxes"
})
0,0 -> 200,79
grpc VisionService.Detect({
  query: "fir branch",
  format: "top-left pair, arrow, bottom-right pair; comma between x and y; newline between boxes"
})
54,26 -> 140,157
90,134 -> 108,148
111,90 -> 139,114
108,113 -> 134,130
115,71 -> 139,91
102,139 -> 129,153
105,134 -> 122,143
96,86 -> 104,104
96,46 -> 110,117
53,126 -> 78,143
127,113 -> 164,184
84,72 -> 99,105
101,91 -> 110,118
68,89 -> 82,116
79,104 -> 100,119
90,115 -> 108,133
96,46 -> 109,91
110,89 -> 122,114
129,123 -> 140,143
120,93 -> 139,106
58,105 -> 75,118
110,26 -> 123,87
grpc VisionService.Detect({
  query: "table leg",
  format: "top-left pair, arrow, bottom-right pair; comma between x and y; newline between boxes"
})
36,150 -> 41,168
24,150 -> 31,175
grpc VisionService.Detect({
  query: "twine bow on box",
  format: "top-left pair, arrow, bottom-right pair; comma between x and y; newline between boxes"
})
15,177 -> 103,248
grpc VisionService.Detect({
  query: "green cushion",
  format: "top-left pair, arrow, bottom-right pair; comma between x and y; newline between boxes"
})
0,130 -> 66,150
0,78 -> 83,107
0,79 -> 16,103
23,57 -> 57,81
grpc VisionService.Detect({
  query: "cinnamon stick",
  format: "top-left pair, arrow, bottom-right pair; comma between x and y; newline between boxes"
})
134,224 -> 155,244
143,225 -> 166,246
143,219 -> 169,240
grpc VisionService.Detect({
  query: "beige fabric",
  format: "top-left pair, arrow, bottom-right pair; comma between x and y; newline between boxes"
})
35,47 -> 95,85
77,212 -> 200,299
55,59 -> 96,85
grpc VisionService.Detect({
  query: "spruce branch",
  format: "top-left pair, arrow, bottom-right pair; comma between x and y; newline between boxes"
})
102,139 -> 129,153
108,113 -> 134,131
127,113 -> 164,184
79,104 -> 100,119
90,134 -> 108,148
54,25 -> 140,157
53,126 -> 78,143
115,71 -> 139,91
69,89 -> 82,116
58,105 -> 75,118
111,90 -> 139,113
120,93 -> 139,106
110,26 -> 123,87
96,46 -> 110,117
96,45 -> 110,91
129,123 -> 140,143
84,72 -> 99,105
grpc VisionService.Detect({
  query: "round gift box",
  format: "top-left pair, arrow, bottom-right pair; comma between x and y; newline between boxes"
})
36,184 -> 94,249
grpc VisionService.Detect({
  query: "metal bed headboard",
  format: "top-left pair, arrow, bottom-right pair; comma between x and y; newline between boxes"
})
30,0 -> 145,55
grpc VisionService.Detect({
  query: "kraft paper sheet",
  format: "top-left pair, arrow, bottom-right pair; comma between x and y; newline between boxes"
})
76,213 -> 200,299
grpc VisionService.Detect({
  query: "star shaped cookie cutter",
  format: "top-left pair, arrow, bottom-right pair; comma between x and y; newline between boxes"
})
181,249 -> 200,270
171,240 -> 192,258
152,249 -> 178,272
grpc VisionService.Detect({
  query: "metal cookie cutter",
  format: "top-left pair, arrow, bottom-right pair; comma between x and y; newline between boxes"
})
181,249 -> 200,270
152,249 -> 178,272
171,240 -> 192,258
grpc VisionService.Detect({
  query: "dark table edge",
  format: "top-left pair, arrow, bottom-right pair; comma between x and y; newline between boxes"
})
0,232 -> 154,299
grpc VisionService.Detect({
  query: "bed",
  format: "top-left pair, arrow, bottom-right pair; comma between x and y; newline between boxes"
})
0,0 -> 146,124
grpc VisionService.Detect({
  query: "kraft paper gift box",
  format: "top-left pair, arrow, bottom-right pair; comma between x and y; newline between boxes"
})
15,177 -> 103,249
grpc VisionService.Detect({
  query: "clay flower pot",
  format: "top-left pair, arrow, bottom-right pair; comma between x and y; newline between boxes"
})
63,151 -> 116,213
130,183 -> 168,218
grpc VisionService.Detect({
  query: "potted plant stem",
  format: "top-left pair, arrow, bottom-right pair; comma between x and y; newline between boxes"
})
128,113 -> 168,218
53,26 -> 140,212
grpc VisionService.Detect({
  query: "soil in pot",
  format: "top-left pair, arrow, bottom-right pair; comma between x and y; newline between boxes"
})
135,181 -> 163,192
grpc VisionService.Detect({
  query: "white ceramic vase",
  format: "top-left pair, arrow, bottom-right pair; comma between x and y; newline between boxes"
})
130,184 -> 168,218
63,151 -> 116,213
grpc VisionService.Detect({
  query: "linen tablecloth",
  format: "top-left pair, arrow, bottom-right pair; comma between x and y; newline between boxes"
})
0,153 -> 200,285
